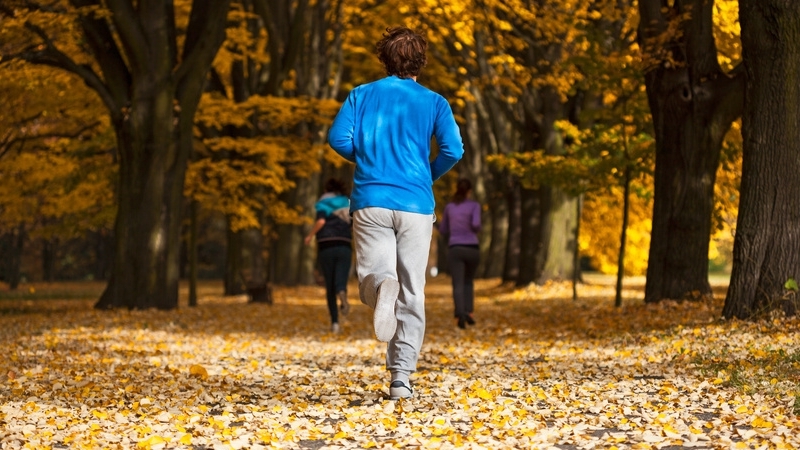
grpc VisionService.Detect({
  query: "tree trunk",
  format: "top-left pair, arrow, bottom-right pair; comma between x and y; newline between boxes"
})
638,0 -> 744,303
224,226 -> 245,295
87,0 -> 231,309
641,66 -> 717,302
96,89 -> 184,309
723,0 -> 800,319
514,85 -> 579,286
42,238 -> 55,282
188,199 -> 198,307
484,173 -> 509,279
539,187 -> 579,282
272,176 -> 317,285
615,168 -> 632,307
516,186 -> 543,286
4,226 -> 25,289
503,180 -> 521,283
92,230 -> 112,281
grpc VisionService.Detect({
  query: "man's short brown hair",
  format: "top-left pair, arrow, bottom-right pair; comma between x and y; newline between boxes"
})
376,27 -> 428,78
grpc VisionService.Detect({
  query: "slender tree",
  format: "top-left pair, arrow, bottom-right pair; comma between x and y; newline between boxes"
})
723,0 -> 800,319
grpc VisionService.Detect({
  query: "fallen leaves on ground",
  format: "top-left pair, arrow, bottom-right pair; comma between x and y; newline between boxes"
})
1,276 -> 798,450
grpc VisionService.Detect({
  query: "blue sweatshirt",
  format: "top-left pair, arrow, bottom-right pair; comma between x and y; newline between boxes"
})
328,76 -> 464,215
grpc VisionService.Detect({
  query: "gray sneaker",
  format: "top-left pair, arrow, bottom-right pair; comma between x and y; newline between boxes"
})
389,381 -> 413,399
359,273 -> 378,307
373,278 -> 399,342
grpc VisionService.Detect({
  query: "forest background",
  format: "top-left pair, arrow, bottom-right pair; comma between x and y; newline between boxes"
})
0,0 -> 797,319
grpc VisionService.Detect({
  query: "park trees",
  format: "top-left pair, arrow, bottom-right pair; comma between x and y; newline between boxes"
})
637,0 -> 743,303
1,0 -> 231,308
408,0 -> 603,286
0,0 -> 756,310
0,60 -> 114,288
723,1 -> 800,319
189,0 -> 346,293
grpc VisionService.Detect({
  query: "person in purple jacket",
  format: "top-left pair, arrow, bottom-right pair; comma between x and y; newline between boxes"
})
439,179 -> 481,329
327,26 -> 464,399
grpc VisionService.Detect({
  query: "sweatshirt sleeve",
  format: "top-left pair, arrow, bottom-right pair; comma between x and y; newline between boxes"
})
430,97 -> 464,181
327,91 -> 357,163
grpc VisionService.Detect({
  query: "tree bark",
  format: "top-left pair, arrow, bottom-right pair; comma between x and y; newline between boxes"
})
188,200 -> 198,307
4,226 -> 25,289
92,0 -> 231,309
484,173 -> 509,279
42,238 -> 55,282
515,86 -> 579,286
224,224 -> 245,295
723,0 -> 800,319
503,180 -> 521,283
517,186 -> 543,286
638,0 -> 743,303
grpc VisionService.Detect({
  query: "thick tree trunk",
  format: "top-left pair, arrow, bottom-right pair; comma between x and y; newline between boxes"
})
87,0 -> 230,309
517,185 -> 578,286
516,186 -> 543,286
96,91 -> 184,309
514,85 -> 578,286
540,188 -> 578,282
723,0 -> 800,319
642,67 -> 716,302
638,0 -> 743,303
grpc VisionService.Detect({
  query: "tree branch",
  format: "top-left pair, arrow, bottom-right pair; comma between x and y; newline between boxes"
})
11,22 -> 121,122
0,121 -> 102,159
102,0 -> 148,74
70,0 -> 132,107
175,0 -> 232,85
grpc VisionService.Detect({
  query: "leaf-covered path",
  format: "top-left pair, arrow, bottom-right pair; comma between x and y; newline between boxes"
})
1,276 -> 798,449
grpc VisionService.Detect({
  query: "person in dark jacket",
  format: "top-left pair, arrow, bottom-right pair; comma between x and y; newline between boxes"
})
305,178 -> 353,333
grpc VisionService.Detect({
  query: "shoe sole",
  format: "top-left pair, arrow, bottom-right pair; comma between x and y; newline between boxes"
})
373,279 -> 399,342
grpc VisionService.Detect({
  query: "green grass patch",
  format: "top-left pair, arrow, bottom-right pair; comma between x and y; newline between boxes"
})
694,347 -> 800,413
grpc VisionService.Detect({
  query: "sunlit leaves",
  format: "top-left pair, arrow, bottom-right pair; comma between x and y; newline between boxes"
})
0,279 -> 798,448
713,0 -> 742,71
0,60 -> 114,240
1,2 -> 101,68
189,92 -> 339,231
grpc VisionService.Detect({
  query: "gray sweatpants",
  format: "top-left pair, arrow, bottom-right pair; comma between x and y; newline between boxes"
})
353,207 -> 433,382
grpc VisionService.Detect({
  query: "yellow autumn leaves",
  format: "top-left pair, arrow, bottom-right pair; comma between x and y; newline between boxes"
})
1,277 -> 798,449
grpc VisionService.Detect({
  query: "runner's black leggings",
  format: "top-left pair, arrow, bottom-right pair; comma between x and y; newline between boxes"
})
447,245 -> 480,319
